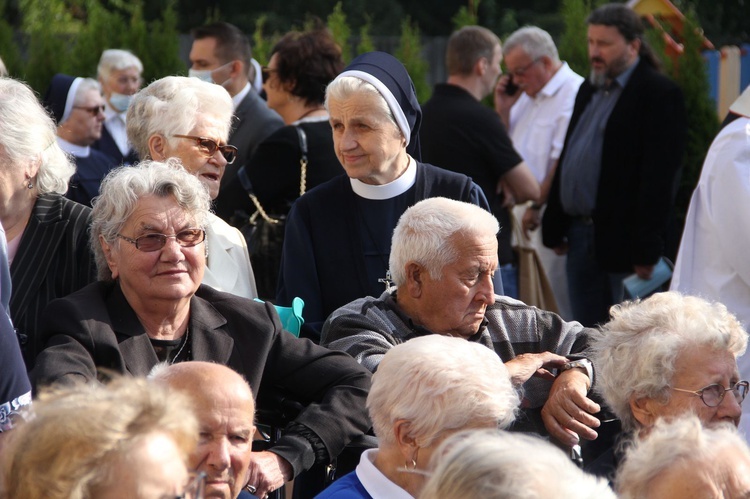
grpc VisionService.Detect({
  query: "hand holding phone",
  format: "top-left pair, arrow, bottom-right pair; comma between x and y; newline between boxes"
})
504,76 -> 519,96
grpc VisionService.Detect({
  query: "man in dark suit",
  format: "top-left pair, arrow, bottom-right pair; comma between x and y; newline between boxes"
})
189,22 -> 284,224
543,3 -> 687,327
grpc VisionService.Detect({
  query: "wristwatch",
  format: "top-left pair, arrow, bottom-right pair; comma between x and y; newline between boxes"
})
560,359 -> 594,389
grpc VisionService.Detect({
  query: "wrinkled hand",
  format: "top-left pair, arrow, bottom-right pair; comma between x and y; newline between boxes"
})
504,352 -> 569,386
244,451 -> 293,498
522,207 -> 542,238
634,264 -> 655,280
541,369 -> 601,447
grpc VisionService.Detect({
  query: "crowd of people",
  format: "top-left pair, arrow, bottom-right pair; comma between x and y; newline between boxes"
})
1,2 -> 749,498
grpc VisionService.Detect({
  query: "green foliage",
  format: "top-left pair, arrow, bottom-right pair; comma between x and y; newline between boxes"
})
355,15 -> 375,57
497,8 -> 519,39
251,15 -> 275,65
451,1 -> 479,31
13,0 -> 182,93
395,17 -> 430,104
558,0 -> 590,76
669,8 -> 719,225
327,2 -> 352,63
20,0 -> 76,91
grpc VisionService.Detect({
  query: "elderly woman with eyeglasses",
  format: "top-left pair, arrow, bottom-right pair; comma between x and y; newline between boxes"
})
30,160 -> 372,497
317,334 -> 519,499
588,291 -> 749,477
126,75 -> 257,299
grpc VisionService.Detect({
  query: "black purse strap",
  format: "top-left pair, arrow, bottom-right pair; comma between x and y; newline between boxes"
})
294,125 -> 308,196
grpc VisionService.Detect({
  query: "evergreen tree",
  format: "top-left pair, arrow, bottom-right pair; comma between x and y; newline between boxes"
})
327,2 -> 352,63
395,17 -> 430,103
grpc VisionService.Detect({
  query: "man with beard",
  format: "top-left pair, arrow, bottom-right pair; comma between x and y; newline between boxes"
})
542,3 -> 687,327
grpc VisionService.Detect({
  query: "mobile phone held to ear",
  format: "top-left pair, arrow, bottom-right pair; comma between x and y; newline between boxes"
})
505,76 -> 519,96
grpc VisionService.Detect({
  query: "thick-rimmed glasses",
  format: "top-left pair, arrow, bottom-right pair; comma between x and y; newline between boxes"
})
261,66 -> 277,84
672,380 -> 749,407
173,135 -> 238,164
74,104 -> 106,116
507,58 -> 541,78
116,229 -> 205,252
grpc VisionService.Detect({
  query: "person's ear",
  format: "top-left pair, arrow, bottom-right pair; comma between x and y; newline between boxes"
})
404,262 -> 424,298
393,419 -> 419,459
99,235 -> 119,280
630,395 -> 659,429
148,134 -> 168,161
229,60 -> 243,79
475,56 -> 488,76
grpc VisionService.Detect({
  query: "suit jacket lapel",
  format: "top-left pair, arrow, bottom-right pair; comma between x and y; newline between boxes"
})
10,196 -> 69,321
189,290 -> 233,364
106,283 -> 159,376
204,221 -> 241,293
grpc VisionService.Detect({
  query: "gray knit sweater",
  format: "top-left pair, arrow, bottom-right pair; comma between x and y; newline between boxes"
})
322,290 -> 595,410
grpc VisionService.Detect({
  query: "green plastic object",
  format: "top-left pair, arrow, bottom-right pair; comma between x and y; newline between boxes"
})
255,297 -> 305,337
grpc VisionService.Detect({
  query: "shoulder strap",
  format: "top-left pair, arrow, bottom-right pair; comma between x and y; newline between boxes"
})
294,125 -> 308,196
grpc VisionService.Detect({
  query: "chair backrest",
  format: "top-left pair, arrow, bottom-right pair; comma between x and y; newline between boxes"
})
255,297 -> 305,337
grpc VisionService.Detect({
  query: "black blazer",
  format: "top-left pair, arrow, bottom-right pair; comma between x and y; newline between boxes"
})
31,281 -> 372,475
91,124 -> 139,165
543,59 -> 687,272
10,194 -> 95,367
213,90 -> 284,222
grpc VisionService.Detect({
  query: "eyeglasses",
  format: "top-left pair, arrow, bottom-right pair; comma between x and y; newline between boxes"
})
261,66 -> 277,84
507,58 -> 542,78
173,135 -> 238,164
116,229 -> 206,252
74,105 -> 106,116
672,380 -> 749,407
169,471 -> 206,499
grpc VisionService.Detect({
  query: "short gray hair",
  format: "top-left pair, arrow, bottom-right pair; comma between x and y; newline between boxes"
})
617,416 -> 750,498
72,78 -> 102,107
367,335 -> 518,448
592,291 -> 748,432
0,56 -> 7,77
389,197 -> 499,287
503,26 -> 560,63
325,75 -> 399,133
421,429 -> 616,499
0,77 -> 75,194
90,158 -> 211,281
97,49 -> 143,81
126,76 -> 233,160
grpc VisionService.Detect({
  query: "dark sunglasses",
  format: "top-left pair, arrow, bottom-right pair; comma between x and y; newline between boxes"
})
673,380 -> 750,408
261,66 -> 277,84
116,229 -> 206,252
173,135 -> 238,164
74,105 -> 106,116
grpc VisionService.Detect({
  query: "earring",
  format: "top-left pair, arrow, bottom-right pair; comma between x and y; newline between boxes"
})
27,181 -> 33,189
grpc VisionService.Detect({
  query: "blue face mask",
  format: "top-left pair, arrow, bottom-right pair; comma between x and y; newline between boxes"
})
108,92 -> 133,112
188,61 -> 234,86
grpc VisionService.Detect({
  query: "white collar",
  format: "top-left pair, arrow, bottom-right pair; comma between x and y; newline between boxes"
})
356,449 -> 415,499
56,136 -> 90,158
291,113 -> 329,126
538,62 -> 575,99
104,101 -> 126,123
350,156 -> 417,200
232,83 -> 251,110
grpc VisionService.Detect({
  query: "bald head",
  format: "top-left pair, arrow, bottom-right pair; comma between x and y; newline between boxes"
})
153,362 -> 255,499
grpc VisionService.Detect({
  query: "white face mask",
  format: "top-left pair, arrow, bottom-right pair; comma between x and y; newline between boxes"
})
108,92 -> 133,112
188,61 -> 234,86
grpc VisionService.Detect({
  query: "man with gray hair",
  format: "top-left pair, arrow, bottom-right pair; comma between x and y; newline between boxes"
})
322,197 -> 600,448
495,26 -> 584,319
42,73 -> 116,207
